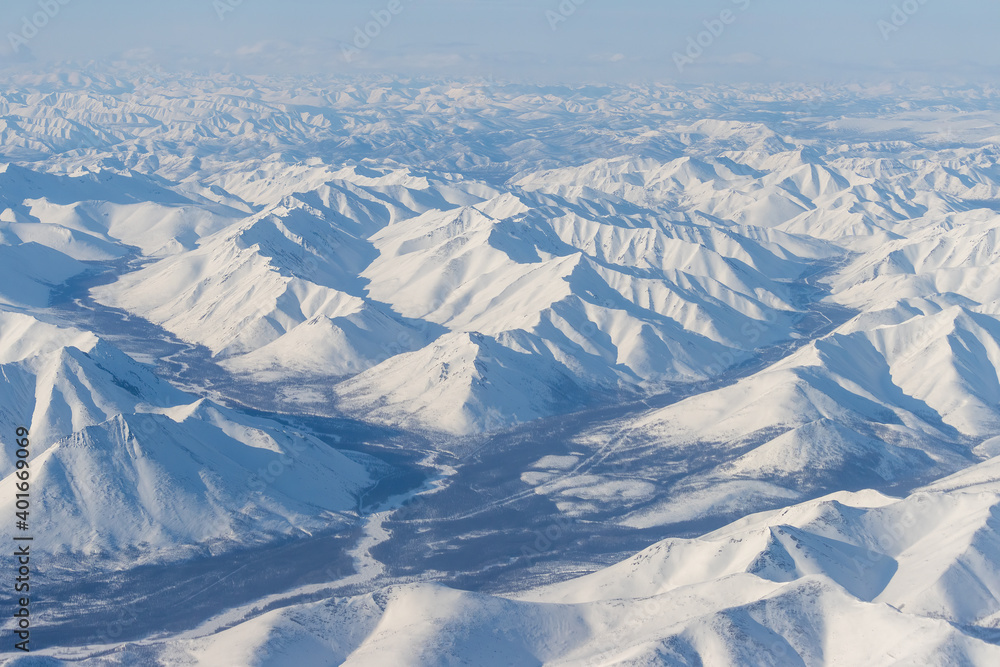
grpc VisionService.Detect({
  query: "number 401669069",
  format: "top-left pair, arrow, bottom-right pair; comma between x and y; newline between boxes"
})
14,428 -> 30,529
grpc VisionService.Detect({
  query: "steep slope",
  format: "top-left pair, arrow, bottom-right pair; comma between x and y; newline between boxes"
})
0,403 -> 371,564
362,190 -> 815,376
335,331 -> 585,434
507,305 -> 1000,529
94,198 -> 434,376
0,240 -> 86,308
0,311 -> 376,565
0,310 -> 189,468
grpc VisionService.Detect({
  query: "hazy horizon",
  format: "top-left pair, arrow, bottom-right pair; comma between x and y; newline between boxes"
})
0,0 -> 996,85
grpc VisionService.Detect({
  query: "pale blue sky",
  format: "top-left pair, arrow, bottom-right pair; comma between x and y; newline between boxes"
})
1,0 -> 997,82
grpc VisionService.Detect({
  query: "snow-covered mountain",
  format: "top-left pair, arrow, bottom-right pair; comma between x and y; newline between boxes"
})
0,308 -> 377,568
3,71 -> 1000,664
89,474 -> 1000,665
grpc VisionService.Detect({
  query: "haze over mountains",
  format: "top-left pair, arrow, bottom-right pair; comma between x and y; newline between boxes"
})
2,70 -> 1000,664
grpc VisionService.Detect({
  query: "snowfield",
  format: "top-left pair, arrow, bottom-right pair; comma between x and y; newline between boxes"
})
1,71 -> 1000,664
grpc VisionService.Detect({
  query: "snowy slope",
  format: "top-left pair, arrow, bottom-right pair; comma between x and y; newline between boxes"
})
0,310 -> 375,565
0,403 -> 370,564
335,331 -> 586,434
111,477 -> 1000,666
94,198 -> 433,374
0,310 -> 188,468
525,304 -> 1000,528
0,241 -> 85,308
